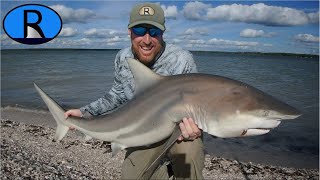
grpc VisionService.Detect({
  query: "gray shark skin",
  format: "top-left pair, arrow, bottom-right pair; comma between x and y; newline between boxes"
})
34,57 -> 301,156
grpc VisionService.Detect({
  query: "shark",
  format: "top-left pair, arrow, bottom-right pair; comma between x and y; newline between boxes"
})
34,57 -> 301,176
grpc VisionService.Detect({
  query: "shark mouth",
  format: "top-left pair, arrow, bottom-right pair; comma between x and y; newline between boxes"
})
241,128 -> 271,136
241,120 -> 281,136
241,128 -> 272,136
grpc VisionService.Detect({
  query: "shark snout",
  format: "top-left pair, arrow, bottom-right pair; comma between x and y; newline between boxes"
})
240,109 -> 300,137
242,119 -> 281,136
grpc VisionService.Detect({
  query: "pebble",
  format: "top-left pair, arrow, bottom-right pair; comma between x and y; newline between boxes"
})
1,119 -> 319,180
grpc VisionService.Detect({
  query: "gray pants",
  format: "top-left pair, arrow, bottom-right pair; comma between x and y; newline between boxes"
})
121,137 -> 204,180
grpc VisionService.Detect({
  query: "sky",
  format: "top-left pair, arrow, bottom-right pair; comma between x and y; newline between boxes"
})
1,1 -> 319,55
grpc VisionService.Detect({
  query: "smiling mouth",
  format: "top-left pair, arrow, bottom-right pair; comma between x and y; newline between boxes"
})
140,46 -> 153,52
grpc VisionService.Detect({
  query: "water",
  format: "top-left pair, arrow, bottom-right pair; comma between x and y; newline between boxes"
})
1,49 -> 319,169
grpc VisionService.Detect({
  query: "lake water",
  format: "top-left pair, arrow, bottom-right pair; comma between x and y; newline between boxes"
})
1,49 -> 319,169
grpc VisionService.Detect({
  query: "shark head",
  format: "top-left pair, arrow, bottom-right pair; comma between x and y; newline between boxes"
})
199,76 -> 302,138
125,58 -> 301,138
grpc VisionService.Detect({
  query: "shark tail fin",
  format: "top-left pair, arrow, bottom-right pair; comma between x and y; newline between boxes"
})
33,82 -> 69,141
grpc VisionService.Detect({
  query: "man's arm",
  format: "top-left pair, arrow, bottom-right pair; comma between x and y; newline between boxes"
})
65,51 -> 128,119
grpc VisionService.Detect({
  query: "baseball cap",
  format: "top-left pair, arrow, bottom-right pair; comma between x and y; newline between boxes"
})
128,3 -> 166,31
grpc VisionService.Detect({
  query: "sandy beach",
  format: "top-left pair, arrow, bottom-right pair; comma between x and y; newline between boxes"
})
1,108 -> 319,180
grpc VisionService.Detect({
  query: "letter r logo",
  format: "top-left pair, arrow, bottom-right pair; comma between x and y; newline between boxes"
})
139,6 -> 155,16
3,4 -> 62,45
24,10 -> 45,38
143,7 -> 150,15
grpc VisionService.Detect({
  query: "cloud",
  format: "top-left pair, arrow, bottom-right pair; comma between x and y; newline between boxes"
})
240,28 -> 276,38
186,37 -> 259,50
182,28 -> 209,36
207,38 -> 259,47
1,34 -> 13,46
182,1 -> 211,20
184,37 -> 261,51
206,3 -> 310,26
190,39 -> 206,44
50,5 -> 96,24
308,11 -> 319,24
294,34 -> 319,43
84,28 -> 127,38
49,38 -> 92,48
161,5 -> 178,19
1,34 -> 9,41
171,38 -> 183,44
182,2 -> 317,26
59,27 -> 78,37
106,36 -> 129,43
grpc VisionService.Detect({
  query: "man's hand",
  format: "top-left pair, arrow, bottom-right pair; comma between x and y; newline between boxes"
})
64,109 -> 83,130
64,109 -> 83,119
177,117 -> 202,141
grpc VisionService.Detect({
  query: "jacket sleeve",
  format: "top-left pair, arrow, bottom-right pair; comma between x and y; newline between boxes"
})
169,50 -> 198,75
79,52 -> 128,116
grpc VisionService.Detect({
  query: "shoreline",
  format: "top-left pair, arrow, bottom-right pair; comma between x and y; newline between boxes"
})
1,118 -> 318,179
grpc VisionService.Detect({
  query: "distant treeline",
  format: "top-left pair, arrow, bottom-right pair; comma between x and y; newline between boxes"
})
1,48 -> 319,59
190,50 -> 319,59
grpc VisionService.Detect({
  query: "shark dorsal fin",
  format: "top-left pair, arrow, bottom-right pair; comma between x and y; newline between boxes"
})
126,58 -> 164,96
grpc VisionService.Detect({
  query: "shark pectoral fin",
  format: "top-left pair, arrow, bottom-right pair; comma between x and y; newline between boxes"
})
139,125 -> 181,179
84,134 -> 93,141
54,124 -> 69,142
111,142 -> 126,157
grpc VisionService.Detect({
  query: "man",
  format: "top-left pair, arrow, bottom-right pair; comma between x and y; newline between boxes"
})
65,3 -> 204,179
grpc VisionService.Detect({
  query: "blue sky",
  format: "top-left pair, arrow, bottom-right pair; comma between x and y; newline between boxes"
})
1,1 -> 319,54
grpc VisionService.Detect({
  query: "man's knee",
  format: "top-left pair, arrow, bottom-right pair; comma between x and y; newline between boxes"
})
170,138 -> 204,160
168,138 -> 205,179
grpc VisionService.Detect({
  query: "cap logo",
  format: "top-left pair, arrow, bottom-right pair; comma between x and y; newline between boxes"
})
139,6 -> 155,16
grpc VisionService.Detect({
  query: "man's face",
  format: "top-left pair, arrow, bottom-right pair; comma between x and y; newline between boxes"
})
129,25 -> 163,66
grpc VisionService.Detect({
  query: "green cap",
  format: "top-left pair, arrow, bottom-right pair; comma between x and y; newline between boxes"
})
128,3 -> 166,31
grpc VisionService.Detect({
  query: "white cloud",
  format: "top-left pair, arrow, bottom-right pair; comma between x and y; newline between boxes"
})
1,34 -> 12,46
240,29 -> 265,38
49,38 -> 92,47
190,39 -> 206,44
206,3 -> 309,26
84,28 -> 127,38
208,38 -> 259,47
308,11 -> 319,24
171,38 -> 183,44
59,27 -> 78,37
182,28 -> 209,36
294,34 -> 319,43
161,5 -> 178,19
1,34 -> 9,41
182,2 -> 316,26
240,28 -> 276,38
186,37 -> 259,51
50,5 -> 96,24
106,36 -> 129,43
183,1 -> 211,20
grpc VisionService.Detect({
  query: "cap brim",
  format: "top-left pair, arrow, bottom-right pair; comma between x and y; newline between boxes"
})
128,20 -> 165,31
